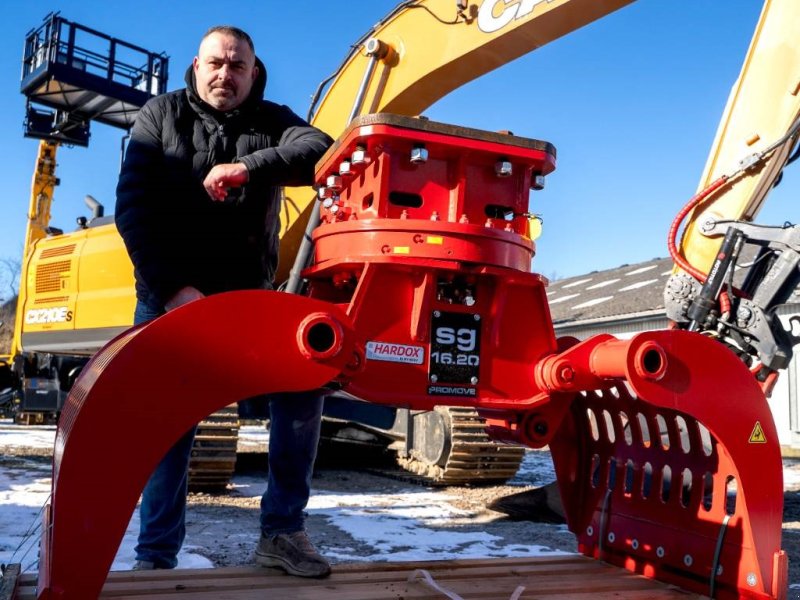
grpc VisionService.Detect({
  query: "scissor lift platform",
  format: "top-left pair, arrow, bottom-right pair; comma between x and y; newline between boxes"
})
20,13 -> 167,143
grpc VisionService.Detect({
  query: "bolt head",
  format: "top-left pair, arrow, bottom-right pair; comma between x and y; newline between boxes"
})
495,160 -> 513,177
351,148 -> 368,165
531,174 -> 545,190
326,174 -> 343,191
339,160 -> 353,176
470,376 -> 478,385
410,146 -> 429,164
430,374 -> 438,383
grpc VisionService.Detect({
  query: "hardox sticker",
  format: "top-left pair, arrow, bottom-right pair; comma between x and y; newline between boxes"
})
366,341 -> 425,365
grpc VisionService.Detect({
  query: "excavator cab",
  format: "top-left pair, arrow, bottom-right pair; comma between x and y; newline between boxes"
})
26,114 -> 786,600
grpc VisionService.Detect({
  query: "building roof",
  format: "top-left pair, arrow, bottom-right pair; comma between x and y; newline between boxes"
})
546,250 -> 800,328
545,257 -> 672,326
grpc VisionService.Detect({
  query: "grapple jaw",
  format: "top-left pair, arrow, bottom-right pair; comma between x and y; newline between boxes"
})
542,331 -> 786,599
36,292 -> 359,600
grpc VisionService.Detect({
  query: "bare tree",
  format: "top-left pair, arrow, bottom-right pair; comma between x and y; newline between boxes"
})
0,257 -> 21,303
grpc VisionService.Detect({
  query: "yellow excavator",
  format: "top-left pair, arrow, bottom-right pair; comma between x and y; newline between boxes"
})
2,0 -> 799,491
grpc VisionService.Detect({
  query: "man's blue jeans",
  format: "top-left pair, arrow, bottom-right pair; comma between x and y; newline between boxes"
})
133,299 -> 324,568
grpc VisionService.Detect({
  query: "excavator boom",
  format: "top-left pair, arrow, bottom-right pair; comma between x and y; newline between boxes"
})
678,0 -> 800,275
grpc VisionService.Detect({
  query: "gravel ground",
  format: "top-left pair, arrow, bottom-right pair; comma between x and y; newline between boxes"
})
183,446 -> 577,567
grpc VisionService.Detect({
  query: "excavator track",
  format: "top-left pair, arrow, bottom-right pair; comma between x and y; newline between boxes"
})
188,405 -> 239,491
396,406 -> 525,486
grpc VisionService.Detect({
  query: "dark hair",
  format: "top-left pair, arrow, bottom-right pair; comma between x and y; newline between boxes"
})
202,26 -> 255,53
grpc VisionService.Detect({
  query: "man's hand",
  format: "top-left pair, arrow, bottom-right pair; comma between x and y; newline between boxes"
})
203,163 -> 249,201
165,286 -> 205,311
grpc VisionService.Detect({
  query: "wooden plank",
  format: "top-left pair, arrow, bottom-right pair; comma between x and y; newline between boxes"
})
10,556 -> 704,599
0,564 -> 21,600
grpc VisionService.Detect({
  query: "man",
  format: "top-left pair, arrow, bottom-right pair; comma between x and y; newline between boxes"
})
115,26 -> 333,578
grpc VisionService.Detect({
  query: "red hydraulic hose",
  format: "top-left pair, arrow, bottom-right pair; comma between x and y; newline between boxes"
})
667,175 -> 729,283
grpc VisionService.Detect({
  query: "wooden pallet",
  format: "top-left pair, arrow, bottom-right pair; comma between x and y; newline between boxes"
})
9,556 -> 703,599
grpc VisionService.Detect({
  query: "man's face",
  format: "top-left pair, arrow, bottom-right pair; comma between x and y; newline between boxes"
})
193,32 -> 258,112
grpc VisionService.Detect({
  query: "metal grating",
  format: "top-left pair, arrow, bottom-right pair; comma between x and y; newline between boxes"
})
40,244 -> 76,258
35,260 -> 71,293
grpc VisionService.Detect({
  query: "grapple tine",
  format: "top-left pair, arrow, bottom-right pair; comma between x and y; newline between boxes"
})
37,291 -> 357,600
547,330 -> 786,600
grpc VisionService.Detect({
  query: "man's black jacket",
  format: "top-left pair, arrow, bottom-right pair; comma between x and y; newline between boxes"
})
115,60 -> 332,306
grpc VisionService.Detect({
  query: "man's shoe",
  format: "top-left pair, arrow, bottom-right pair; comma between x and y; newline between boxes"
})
255,530 -> 331,578
132,560 -> 156,571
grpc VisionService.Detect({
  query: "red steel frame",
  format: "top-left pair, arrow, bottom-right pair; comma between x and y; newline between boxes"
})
31,114 -> 785,599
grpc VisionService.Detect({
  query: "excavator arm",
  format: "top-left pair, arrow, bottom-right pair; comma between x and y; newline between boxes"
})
666,0 -> 800,383
679,0 -> 800,267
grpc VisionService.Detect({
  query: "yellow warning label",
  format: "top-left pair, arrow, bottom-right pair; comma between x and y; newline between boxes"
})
426,236 -> 444,245
393,246 -> 410,254
749,421 -> 767,444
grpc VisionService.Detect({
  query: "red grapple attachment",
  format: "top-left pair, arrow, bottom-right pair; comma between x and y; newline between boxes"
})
33,114 -> 785,600
306,114 -> 786,599
306,114 -> 559,411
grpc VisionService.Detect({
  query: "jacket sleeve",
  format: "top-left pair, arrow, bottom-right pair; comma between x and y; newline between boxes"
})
115,99 -> 186,306
237,105 -> 333,187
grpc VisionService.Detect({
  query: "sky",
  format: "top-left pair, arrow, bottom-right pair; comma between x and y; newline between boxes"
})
1,0 -> 797,286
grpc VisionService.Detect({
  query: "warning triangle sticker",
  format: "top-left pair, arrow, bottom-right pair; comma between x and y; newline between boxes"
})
749,421 -> 767,444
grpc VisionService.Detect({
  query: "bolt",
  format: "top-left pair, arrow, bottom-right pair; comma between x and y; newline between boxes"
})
473,314 -> 480,321
470,376 -> 479,385
631,539 -> 639,550
433,310 -> 441,318
559,366 -> 574,383
746,573 -> 757,587
656,547 -> 665,558
410,145 -> 429,164
699,216 -> 718,233
683,554 -> 693,567
531,174 -> 545,190
339,160 -> 353,176
351,147 -> 368,165
322,198 -> 334,209
430,374 -> 438,383
607,532 -> 615,544
495,160 -> 512,177
326,174 -> 343,191
586,526 -> 594,536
